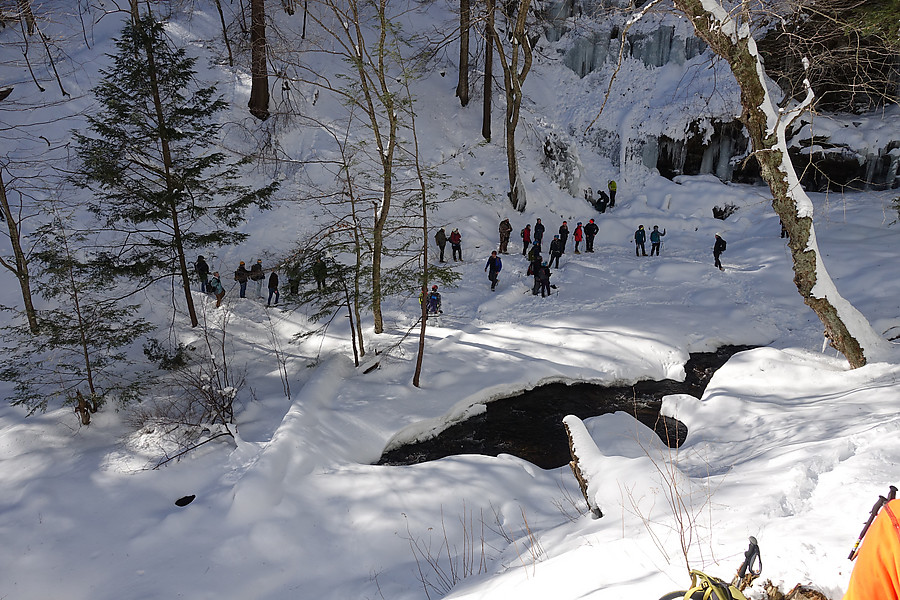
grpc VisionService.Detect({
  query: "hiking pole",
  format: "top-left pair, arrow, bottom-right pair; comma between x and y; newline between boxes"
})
848,485 -> 898,560
732,536 -> 762,591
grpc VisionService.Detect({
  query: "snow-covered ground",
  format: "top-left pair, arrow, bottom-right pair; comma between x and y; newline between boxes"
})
2,2 -> 900,599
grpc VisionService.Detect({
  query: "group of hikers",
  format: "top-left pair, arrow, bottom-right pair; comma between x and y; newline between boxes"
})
425,204 -> 729,313
583,179 -> 617,213
193,255 -> 329,309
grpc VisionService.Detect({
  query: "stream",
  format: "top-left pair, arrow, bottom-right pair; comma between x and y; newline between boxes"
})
377,345 -> 755,469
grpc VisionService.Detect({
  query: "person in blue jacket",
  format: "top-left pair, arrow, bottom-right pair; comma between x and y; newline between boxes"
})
485,250 -> 502,291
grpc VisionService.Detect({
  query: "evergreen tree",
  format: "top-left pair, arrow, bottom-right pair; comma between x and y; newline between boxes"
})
0,212 -> 152,421
73,13 -> 277,327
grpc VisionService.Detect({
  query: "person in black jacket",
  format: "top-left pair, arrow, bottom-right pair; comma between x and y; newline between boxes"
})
434,227 -> 448,262
533,218 -> 545,244
485,250 -> 502,291
537,262 -> 552,297
267,271 -> 280,306
558,221 -> 569,253
234,261 -> 250,298
549,235 -> 563,268
584,219 -> 599,252
195,255 -> 210,292
714,234 -> 727,271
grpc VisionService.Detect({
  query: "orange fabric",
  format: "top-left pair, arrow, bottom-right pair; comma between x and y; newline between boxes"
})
844,499 -> 900,600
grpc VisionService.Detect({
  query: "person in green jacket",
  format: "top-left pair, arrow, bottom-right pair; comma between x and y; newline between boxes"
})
608,180 -> 617,208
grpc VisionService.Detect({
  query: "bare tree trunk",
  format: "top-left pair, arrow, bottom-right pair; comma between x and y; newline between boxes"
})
456,0 -> 470,107
671,0 -> 890,367
481,0 -> 494,141
17,0 -> 36,35
0,170 -> 39,334
488,0 -> 532,212
213,0 -> 234,67
249,0 -> 270,120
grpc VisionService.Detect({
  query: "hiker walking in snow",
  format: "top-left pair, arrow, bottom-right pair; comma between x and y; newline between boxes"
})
649,225 -> 666,256
234,261 -> 250,298
608,180 -> 617,208
485,250 -> 502,291
195,255 -> 210,293
713,233 -> 727,271
584,219 -> 599,252
498,219 -> 512,254
435,227 -> 448,262
558,221 -> 569,253
312,256 -> 327,290
537,262 -> 552,297
267,271 -> 280,306
533,218 -> 545,244
634,225 -> 648,256
250,259 -> 265,297
450,228 -> 462,261
210,272 -> 226,307
573,222 -> 584,254
521,223 -> 532,256
549,235 -> 563,268
421,285 -> 441,315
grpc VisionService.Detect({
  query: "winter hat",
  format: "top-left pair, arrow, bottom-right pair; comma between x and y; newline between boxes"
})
257,259 -> 262,263
653,225 -> 659,229
554,235 -> 559,239
199,255 -> 205,259
638,225 -> 644,229
589,219 -> 594,223
432,285 -> 438,290
577,222 -> 582,226
563,221 -> 567,224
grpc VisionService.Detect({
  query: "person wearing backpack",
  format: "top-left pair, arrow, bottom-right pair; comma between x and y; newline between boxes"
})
844,498 -> 900,600
537,262 -> 552,298
194,255 -> 210,292
485,250 -> 502,291
234,261 -> 250,298
573,222 -> 584,254
634,225 -> 648,257
250,259 -> 265,298
521,224 -> 532,256
714,233 -> 727,271
209,272 -> 226,307
421,285 -> 442,315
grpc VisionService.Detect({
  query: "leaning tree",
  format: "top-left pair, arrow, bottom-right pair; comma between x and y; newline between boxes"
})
668,0 -> 892,367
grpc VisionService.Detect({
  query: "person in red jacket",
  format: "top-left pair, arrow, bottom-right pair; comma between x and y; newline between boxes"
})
573,222 -> 584,254
521,224 -> 532,256
844,498 -> 900,600
449,228 -> 462,261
